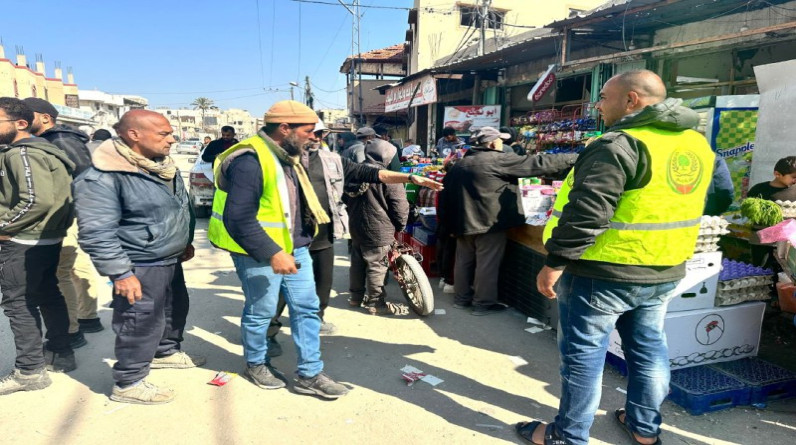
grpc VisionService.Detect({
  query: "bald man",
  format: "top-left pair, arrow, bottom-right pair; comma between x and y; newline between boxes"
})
74,110 -> 203,405
516,71 -> 715,445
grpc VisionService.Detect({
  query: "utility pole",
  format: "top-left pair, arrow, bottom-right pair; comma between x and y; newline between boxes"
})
339,0 -> 363,126
304,75 -> 314,109
479,0 -> 492,57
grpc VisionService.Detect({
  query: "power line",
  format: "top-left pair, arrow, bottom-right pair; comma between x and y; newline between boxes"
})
311,82 -> 347,93
255,0 -> 266,88
109,87 -> 271,95
289,0 -> 410,10
269,0 -> 276,86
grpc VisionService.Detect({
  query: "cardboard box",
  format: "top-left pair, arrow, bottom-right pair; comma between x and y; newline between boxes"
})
608,301 -> 765,371
666,252 -> 722,312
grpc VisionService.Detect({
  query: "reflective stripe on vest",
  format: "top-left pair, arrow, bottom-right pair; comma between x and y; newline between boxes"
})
543,127 -> 714,266
207,135 -> 294,255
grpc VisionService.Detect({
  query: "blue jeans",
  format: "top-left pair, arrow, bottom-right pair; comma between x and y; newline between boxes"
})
553,273 -> 677,445
231,247 -> 323,378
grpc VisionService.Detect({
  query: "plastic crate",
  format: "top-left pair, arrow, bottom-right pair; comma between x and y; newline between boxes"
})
668,365 -> 751,415
409,236 -> 438,278
605,352 -> 628,377
710,358 -> 796,404
413,226 -> 437,246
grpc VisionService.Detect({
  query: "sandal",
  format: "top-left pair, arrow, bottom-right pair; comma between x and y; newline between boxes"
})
515,421 -> 567,445
614,409 -> 662,445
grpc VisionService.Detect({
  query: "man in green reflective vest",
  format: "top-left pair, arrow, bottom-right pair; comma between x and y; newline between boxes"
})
208,100 -> 350,399
515,71 -> 715,445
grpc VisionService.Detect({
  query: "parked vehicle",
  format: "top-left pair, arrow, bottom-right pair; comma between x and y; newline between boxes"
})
189,151 -> 214,218
176,140 -> 202,155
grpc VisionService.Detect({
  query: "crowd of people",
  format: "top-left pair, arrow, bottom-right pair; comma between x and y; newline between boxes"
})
0,69 -> 746,445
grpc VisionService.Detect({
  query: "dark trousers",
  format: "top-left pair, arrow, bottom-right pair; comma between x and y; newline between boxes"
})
436,234 -> 457,284
170,263 -> 190,343
0,241 -> 71,371
349,241 -> 391,305
267,247 -> 334,337
111,264 -> 180,385
453,231 -> 507,309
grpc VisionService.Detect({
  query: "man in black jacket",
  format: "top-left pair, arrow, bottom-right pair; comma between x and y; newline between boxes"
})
74,110 -> 202,405
201,125 -> 239,164
445,127 -> 577,316
345,139 -> 409,314
519,71 -> 714,445
23,97 -> 103,348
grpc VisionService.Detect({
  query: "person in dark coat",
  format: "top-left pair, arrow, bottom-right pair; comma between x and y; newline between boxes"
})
345,139 -> 409,315
500,126 -> 527,156
445,127 -> 576,316
201,125 -> 239,164
23,97 -> 101,348
704,156 -> 734,215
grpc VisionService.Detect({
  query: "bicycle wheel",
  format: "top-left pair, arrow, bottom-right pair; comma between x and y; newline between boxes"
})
395,254 -> 434,316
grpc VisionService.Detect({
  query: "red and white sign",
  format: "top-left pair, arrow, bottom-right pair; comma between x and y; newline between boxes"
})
385,74 -> 438,112
527,64 -> 557,103
443,105 -> 501,133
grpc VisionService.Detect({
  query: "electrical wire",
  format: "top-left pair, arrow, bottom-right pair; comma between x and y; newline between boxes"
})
289,0 -> 410,10
255,0 -> 266,88
310,15 -> 349,77
312,83 -> 347,93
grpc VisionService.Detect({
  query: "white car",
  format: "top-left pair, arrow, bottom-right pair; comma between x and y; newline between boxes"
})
188,152 -> 214,218
176,140 -> 202,155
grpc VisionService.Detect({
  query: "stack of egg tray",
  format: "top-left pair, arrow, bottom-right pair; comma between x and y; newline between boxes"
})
668,365 -> 751,415
715,276 -> 772,306
696,216 -> 729,253
711,358 -> 796,404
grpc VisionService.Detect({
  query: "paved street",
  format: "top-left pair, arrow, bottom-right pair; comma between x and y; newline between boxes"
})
1,155 -> 794,444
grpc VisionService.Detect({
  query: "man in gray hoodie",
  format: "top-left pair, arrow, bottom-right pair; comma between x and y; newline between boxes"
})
23,97 -> 103,348
0,97 -> 76,396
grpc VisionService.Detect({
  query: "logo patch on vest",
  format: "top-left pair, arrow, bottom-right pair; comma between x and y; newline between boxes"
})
667,149 -> 703,195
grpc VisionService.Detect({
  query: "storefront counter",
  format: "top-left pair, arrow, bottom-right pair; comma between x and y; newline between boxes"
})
499,224 -> 559,328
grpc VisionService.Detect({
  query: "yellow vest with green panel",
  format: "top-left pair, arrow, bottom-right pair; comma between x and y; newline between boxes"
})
543,127 -> 714,266
207,135 -> 294,255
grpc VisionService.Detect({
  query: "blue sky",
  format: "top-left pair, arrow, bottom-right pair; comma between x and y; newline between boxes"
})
0,0 -> 414,116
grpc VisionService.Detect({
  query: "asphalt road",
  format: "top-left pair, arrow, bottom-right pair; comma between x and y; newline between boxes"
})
0,153 -> 794,444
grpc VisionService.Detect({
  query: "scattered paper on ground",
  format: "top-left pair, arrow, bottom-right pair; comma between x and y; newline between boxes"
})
525,326 -> 545,334
616,387 -> 627,394
400,364 -> 443,386
434,309 -> 446,315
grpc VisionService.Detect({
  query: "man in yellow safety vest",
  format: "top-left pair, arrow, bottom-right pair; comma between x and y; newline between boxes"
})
515,71 -> 715,445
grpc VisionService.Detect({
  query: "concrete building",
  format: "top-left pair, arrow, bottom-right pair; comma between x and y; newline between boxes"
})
0,44 -> 92,126
405,0 -> 604,74
155,107 -> 258,141
78,89 -> 148,133
317,108 -> 349,129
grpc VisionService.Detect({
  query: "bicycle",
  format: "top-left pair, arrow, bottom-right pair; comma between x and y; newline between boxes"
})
384,239 -> 435,316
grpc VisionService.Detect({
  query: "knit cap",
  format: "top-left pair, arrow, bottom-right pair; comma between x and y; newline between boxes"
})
263,100 -> 319,124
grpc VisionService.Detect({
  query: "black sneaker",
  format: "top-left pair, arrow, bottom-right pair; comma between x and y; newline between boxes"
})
452,301 -> 472,310
472,303 -> 508,316
78,318 -> 104,333
266,336 -> 283,358
0,368 -> 51,396
293,372 -> 349,399
245,364 -> 286,389
44,349 -> 76,373
69,332 -> 88,349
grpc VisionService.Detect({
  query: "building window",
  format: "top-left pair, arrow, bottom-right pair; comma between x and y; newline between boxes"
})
13,80 -> 19,98
31,85 -> 37,98
460,5 -> 503,30
45,88 -> 49,100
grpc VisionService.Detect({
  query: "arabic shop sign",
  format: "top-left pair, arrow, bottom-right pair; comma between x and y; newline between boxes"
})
385,74 -> 437,112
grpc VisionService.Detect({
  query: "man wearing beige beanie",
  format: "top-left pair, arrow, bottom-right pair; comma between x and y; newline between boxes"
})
208,100 -> 349,398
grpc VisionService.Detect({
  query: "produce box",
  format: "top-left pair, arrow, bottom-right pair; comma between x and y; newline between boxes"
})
608,302 -> 765,371
667,252 -> 722,313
